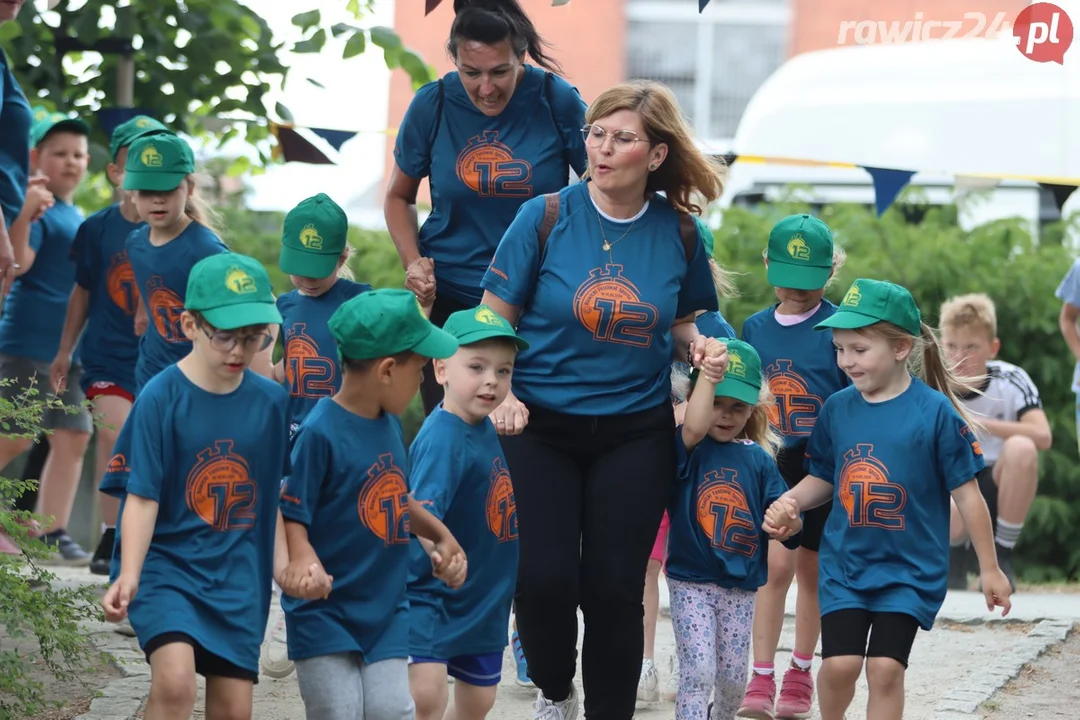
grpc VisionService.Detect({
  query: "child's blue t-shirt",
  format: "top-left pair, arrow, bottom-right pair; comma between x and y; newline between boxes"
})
127,222 -> 229,393
696,310 -> 736,340
1055,258 -> 1080,394
70,204 -> 142,395
276,279 -> 372,436
668,432 -> 796,590
0,201 -> 84,362
481,182 -> 719,415
806,378 -> 985,630
100,366 -> 289,673
741,302 -> 850,450
407,407 -> 518,658
0,50 -> 31,226
394,65 -> 588,306
280,399 -> 411,663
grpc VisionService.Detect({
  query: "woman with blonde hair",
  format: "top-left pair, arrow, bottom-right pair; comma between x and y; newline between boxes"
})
481,80 -> 729,720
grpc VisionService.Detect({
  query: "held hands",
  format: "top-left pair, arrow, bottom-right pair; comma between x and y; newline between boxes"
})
405,257 -> 436,307
102,574 -> 139,623
980,567 -> 1013,617
490,392 -> 528,436
689,336 -> 728,384
21,175 -> 54,223
280,560 -> 334,601
429,535 -> 467,590
762,496 -> 802,541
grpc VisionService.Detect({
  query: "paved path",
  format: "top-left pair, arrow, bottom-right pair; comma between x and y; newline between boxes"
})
53,568 -> 1079,720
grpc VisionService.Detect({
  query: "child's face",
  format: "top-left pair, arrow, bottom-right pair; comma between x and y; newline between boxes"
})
289,259 -> 343,298
942,325 -> 998,378
134,179 -> 192,230
774,286 -> 826,314
182,312 -> 272,380
435,340 -> 516,423
35,133 -> 89,196
832,329 -> 910,395
381,353 -> 431,416
706,395 -> 754,443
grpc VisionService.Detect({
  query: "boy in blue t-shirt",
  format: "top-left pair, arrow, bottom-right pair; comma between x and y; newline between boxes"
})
0,107 -> 93,563
408,305 -> 529,720
279,289 -> 468,719
101,253 -> 328,720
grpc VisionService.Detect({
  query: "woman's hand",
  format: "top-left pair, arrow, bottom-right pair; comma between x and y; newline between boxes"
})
490,391 -> 529,435
49,353 -> 72,395
405,257 -> 436,307
699,337 -> 728,384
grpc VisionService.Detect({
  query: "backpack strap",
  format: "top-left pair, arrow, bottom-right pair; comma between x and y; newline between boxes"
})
537,193 -> 560,256
428,78 -> 445,147
678,213 -> 698,263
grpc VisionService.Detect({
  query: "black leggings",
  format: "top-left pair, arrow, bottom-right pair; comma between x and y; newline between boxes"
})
501,401 -> 674,720
419,294 -> 473,416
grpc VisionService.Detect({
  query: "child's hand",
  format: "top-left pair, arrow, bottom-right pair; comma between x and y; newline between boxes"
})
20,176 -> 53,223
430,536 -> 467,590
762,497 -> 801,540
980,567 -> 1012,616
699,339 -> 728,384
102,574 -> 139,623
281,559 -> 333,600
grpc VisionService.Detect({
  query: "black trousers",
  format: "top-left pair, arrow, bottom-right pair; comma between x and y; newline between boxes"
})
13,435 -> 49,512
418,294 -> 473,416
501,401 -> 674,719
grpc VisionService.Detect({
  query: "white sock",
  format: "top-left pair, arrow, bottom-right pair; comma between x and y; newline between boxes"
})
995,519 -> 1022,549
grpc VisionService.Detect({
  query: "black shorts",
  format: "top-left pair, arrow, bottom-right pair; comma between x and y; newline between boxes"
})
144,632 -> 258,683
820,609 -> 920,668
976,464 -> 997,527
777,443 -> 831,552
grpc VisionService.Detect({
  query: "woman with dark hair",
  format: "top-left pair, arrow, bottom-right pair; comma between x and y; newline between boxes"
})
385,0 -> 587,416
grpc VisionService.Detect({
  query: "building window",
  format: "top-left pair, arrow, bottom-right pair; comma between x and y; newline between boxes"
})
626,0 -> 790,142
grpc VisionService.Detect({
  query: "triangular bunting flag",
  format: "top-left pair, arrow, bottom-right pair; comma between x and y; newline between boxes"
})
96,107 -> 160,138
863,166 -> 916,217
271,124 -> 334,165
425,0 -> 443,15
309,127 -> 359,152
953,175 -> 1001,194
1040,183 -> 1078,214
699,0 -> 710,10
552,0 -> 572,5
721,152 -> 738,166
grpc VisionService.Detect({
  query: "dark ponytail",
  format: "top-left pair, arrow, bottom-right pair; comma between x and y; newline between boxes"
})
448,0 -> 563,74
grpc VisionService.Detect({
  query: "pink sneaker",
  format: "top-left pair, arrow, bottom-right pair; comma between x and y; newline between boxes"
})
775,666 -> 814,719
736,672 -> 776,719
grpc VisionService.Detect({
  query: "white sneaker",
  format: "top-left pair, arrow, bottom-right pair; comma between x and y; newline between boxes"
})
533,684 -> 579,720
637,657 -> 660,702
662,653 -> 680,702
113,618 -> 136,637
259,592 -> 294,678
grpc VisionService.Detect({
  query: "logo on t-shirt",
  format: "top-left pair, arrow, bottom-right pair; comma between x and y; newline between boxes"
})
106,251 -> 138,316
839,444 -> 906,530
455,130 -> 533,198
572,265 -> 659,348
486,457 -> 518,543
696,468 -> 757,558
960,424 -> 983,457
146,275 -> 185,343
284,323 -> 337,398
358,453 -> 410,546
185,440 -> 258,531
764,360 -> 823,437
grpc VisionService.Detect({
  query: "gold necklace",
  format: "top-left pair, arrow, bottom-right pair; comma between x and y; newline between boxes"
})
594,204 -> 640,252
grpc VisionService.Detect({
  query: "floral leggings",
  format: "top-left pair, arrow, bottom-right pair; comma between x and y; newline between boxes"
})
668,578 -> 757,720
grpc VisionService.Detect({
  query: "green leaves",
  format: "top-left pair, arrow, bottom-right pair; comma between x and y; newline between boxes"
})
291,9 -> 321,31
343,31 -> 367,59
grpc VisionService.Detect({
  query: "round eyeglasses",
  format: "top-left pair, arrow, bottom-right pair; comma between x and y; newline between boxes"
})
580,124 -> 645,153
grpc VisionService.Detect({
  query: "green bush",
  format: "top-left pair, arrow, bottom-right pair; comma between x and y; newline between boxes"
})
712,195 -> 1080,582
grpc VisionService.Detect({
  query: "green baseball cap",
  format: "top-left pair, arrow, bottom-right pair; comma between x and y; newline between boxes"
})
279,194 -> 349,278
691,339 -> 762,405
29,106 -> 90,148
815,278 -> 922,337
110,115 -> 171,162
442,305 -> 529,350
328,288 -> 459,361
185,253 -> 283,330
694,215 -> 714,259
123,134 -> 195,192
766,214 -> 834,291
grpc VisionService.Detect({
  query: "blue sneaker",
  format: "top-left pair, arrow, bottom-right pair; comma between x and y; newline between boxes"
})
512,630 -> 535,688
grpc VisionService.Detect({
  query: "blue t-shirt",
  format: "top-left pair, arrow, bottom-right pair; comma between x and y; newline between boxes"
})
127,222 -> 229,393
0,50 -> 31,226
1055,258 -> 1080,394
668,432 -> 796,590
481,182 -> 719,415
394,65 -> 588,305
407,407 -> 518,658
71,204 -> 142,394
277,279 -> 371,435
280,399 -> 411,663
696,310 -> 736,340
100,366 -> 289,673
0,202 -> 84,362
806,379 -> 986,630
742,302 -> 850,450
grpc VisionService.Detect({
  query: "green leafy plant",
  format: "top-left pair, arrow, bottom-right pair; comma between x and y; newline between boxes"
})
0,381 -> 109,719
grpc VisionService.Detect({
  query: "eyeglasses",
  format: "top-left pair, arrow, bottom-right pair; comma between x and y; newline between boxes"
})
200,326 -> 273,353
580,125 -> 645,153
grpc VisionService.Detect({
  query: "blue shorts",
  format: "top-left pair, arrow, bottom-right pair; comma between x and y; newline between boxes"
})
409,652 -> 503,687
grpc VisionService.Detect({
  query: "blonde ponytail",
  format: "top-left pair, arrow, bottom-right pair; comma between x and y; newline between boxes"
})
742,382 -> 783,459
182,176 -> 224,241
336,246 -> 357,281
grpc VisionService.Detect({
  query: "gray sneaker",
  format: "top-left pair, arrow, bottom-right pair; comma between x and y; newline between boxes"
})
41,530 -> 91,566
533,685 -> 579,720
